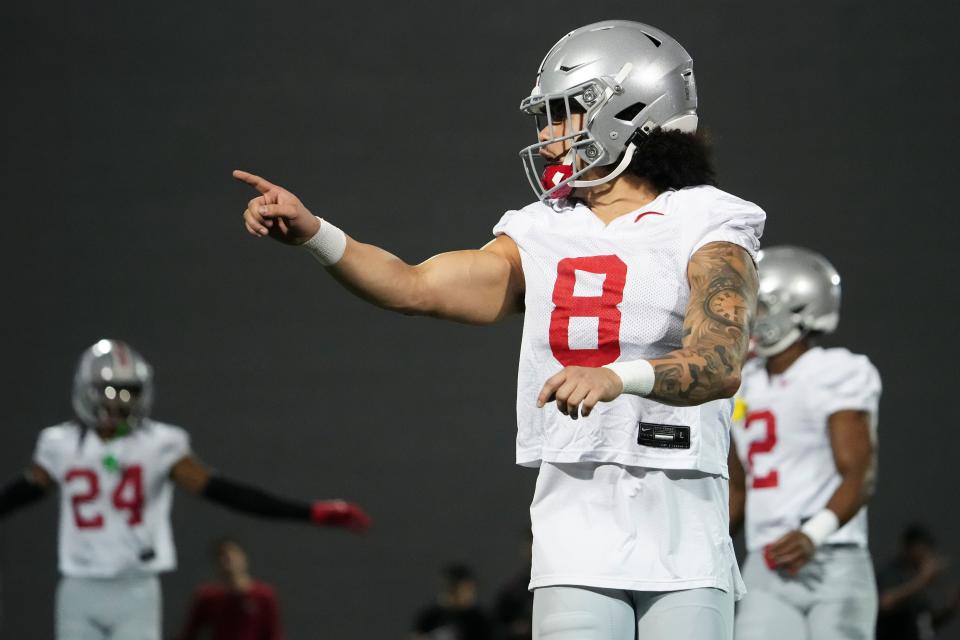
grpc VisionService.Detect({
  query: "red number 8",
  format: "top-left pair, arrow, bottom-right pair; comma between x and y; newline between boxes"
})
548,255 -> 627,367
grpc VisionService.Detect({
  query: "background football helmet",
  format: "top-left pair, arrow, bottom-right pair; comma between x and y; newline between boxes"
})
753,247 -> 842,357
72,339 -> 154,429
520,20 -> 698,200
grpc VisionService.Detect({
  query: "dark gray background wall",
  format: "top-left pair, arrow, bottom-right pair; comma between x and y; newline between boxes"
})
2,1 -> 958,637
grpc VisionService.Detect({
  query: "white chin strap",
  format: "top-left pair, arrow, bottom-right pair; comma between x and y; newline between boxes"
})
569,142 -> 637,189
753,328 -> 803,358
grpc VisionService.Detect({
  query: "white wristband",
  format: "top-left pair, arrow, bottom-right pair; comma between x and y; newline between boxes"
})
603,359 -> 655,396
800,509 -> 839,547
301,216 -> 347,266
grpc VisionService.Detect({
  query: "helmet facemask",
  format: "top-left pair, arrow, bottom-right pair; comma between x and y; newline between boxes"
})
752,294 -> 806,358
520,73 -> 636,200
73,339 -> 154,433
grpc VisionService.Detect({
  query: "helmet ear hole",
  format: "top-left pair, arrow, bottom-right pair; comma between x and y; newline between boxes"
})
614,102 -> 647,122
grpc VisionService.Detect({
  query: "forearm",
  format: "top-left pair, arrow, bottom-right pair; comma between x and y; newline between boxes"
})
0,474 -> 48,519
646,346 -> 743,406
642,242 -> 756,407
798,463 -> 872,548
327,236 -> 520,324
202,475 -> 311,520
879,577 -> 928,611
823,470 -> 872,526
328,237 -> 431,315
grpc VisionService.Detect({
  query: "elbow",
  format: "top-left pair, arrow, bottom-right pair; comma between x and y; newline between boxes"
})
375,279 -> 433,316
379,267 -> 434,316
716,372 -> 742,400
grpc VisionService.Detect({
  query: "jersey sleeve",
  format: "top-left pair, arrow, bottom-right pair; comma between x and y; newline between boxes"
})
687,187 -> 766,260
32,426 -> 70,481
812,351 -> 882,417
492,203 -> 541,243
155,425 -> 191,475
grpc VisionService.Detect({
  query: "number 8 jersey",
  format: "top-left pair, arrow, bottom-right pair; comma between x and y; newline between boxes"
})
493,185 -> 765,474
33,420 -> 190,578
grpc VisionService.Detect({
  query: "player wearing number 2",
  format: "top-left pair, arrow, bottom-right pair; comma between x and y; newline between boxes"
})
0,339 -> 370,640
729,247 -> 881,640
236,21 -> 764,639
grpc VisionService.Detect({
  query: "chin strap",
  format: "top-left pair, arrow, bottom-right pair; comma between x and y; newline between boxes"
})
540,141 -> 638,199
570,142 -> 637,188
754,328 -> 804,358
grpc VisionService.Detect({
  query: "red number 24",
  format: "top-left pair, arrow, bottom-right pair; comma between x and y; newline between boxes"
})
65,465 -> 145,528
549,255 -> 628,367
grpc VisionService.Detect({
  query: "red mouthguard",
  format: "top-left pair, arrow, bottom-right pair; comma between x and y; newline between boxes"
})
541,164 -> 574,198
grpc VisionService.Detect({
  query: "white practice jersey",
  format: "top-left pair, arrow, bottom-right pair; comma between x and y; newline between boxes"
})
494,186 -> 765,474
33,420 -> 190,578
732,347 -> 881,551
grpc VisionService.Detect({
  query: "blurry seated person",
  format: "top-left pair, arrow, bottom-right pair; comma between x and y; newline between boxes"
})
877,524 -> 960,640
413,564 -> 492,640
178,538 -> 282,640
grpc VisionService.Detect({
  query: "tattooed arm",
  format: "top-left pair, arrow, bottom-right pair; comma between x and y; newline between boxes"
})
646,241 -> 758,406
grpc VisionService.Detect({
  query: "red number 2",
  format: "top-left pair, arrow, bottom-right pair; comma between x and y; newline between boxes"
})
549,255 -> 628,367
65,469 -> 103,529
65,466 -> 145,528
745,410 -> 779,489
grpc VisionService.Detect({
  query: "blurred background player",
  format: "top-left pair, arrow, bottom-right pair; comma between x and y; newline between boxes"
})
411,564 -> 492,640
729,247 -> 881,640
178,537 -> 282,640
0,339 -> 370,640
876,523 -> 960,640
235,19 -> 764,640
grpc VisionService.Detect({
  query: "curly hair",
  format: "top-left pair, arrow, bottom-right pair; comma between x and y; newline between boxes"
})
624,128 -> 717,193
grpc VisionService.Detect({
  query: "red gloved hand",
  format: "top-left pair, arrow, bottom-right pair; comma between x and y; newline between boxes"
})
310,500 -> 371,533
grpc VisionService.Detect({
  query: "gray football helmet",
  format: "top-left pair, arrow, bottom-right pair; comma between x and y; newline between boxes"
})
753,247 -> 842,357
72,339 -> 154,429
519,20 -> 698,200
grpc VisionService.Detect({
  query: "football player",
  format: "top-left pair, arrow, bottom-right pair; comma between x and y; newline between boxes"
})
729,247 -> 880,640
236,21 -> 765,639
0,339 -> 370,640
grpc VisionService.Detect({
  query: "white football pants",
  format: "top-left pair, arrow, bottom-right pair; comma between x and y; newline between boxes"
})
533,585 -> 734,640
735,546 -> 877,640
56,575 -> 161,640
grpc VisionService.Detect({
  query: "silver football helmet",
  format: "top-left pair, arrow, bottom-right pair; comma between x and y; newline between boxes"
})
520,20 -> 698,200
72,339 -> 154,429
753,247 -> 842,357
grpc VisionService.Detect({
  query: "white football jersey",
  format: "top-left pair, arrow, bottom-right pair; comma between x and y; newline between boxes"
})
33,420 -> 190,578
732,347 -> 881,551
494,186 -> 765,475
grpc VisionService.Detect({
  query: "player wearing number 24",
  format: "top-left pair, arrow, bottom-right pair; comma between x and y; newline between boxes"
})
729,247 -> 881,640
236,20 -> 764,640
0,339 -> 370,640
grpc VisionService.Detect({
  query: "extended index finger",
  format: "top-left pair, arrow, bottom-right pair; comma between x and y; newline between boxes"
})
232,169 -> 276,195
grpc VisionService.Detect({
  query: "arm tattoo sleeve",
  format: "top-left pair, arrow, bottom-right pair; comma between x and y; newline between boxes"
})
647,242 -> 759,406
